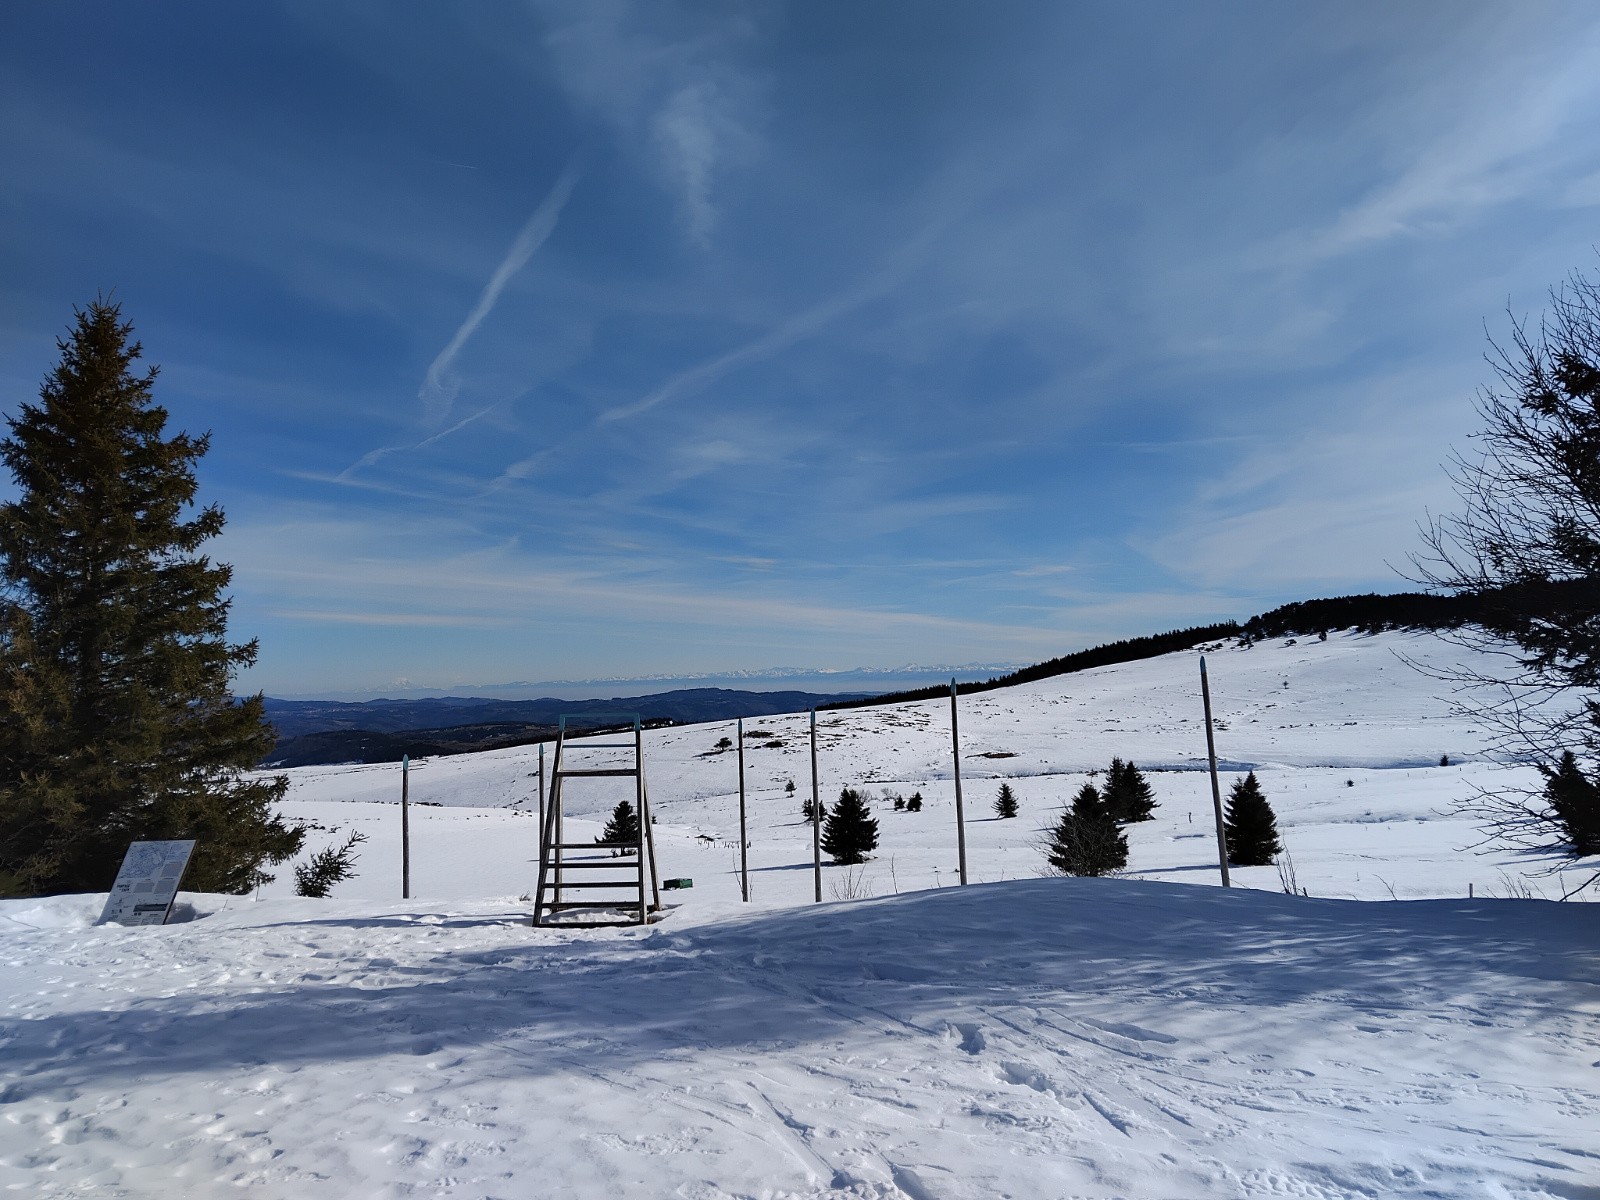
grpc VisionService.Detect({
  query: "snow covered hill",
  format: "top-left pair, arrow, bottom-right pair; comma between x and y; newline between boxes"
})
4,628 -> 1598,1198
262,630 -> 1592,905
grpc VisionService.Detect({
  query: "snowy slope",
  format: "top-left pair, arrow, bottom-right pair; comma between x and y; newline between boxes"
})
2,880 -> 1596,1198
5,628 -> 1598,1198
262,631 -> 1592,905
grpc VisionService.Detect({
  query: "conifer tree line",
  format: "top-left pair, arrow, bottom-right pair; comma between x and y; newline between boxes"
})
0,301 -> 304,897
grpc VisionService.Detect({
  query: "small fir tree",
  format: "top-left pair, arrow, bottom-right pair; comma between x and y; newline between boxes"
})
785,779 -> 796,798
994,782 -> 1019,819
0,300 -> 301,897
1543,751 -> 1600,857
906,792 -> 923,812
1041,783 -> 1127,876
1222,771 -> 1282,866
294,830 -> 367,898
1102,757 -> 1157,823
597,800 -> 640,849
821,786 -> 878,864
801,795 -> 828,823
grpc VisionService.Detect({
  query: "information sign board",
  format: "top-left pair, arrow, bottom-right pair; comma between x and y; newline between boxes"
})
97,840 -> 196,926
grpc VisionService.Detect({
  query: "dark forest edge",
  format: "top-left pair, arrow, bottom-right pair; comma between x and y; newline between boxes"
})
260,688 -> 871,767
817,586 -> 1574,712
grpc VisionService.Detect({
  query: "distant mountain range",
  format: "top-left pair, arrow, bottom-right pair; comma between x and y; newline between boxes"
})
259,687 -> 869,768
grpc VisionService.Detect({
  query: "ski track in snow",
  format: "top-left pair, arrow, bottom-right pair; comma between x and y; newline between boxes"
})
3,631 -> 1598,1197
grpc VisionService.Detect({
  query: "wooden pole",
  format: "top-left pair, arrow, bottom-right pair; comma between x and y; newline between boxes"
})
950,678 -> 968,886
810,709 -> 822,903
737,718 -> 749,902
536,742 -> 545,847
1199,656 -> 1231,888
401,754 -> 411,900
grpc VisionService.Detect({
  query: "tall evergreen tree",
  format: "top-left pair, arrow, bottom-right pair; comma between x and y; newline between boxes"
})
1102,757 -> 1158,823
1041,783 -> 1128,876
1222,771 -> 1282,866
0,300 -> 301,897
821,786 -> 878,864
994,782 -> 1019,819
1542,751 -> 1600,857
596,800 -> 640,848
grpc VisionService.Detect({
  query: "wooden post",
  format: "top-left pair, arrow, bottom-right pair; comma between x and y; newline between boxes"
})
950,678 -> 968,886
810,709 -> 822,903
401,754 -> 411,900
737,718 -> 749,902
1199,656 -> 1231,888
536,742 -> 546,847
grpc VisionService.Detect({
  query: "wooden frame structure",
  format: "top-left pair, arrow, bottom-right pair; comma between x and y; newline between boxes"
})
531,713 -> 662,926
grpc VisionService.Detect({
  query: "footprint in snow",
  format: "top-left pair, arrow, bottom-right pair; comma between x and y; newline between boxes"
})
950,1023 -> 985,1055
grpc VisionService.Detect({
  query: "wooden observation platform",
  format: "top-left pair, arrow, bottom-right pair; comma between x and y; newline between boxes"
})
532,713 -> 662,927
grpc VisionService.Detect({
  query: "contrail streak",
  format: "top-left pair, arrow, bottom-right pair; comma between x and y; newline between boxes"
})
419,165 -> 580,425
335,404 -> 501,482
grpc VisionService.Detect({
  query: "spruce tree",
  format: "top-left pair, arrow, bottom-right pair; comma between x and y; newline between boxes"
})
294,830 -> 367,898
1041,783 -> 1128,876
1543,751 -> 1600,857
994,782 -> 1018,819
821,786 -> 878,864
1102,757 -> 1158,823
1223,771 -> 1282,866
597,800 -> 640,847
0,300 -> 301,897
801,795 -> 828,823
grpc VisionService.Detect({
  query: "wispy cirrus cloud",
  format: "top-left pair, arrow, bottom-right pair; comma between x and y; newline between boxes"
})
1271,26 -> 1600,266
535,1 -> 763,246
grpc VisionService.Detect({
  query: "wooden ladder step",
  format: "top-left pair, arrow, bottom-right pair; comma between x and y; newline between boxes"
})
549,859 -> 639,869
550,842 -> 639,852
544,883 -> 643,896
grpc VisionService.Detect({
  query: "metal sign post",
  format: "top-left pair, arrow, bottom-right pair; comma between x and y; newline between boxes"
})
737,718 -> 749,902
401,754 -> 411,900
98,840 -> 196,926
951,678 -> 969,886
810,709 -> 822,903
1200,656 -> 1231,888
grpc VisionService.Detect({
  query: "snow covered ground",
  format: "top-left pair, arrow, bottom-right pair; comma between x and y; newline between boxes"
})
262,630 -> 1592,906
3,630 -> 1598,1197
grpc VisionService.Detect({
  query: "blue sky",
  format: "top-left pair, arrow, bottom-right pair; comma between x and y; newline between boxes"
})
3,2 -> 1600,698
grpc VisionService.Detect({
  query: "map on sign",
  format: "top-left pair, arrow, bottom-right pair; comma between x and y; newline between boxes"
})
97,840 -> 196,927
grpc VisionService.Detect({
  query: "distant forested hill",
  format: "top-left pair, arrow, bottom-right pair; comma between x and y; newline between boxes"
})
821,589 -> 1513,711
260,586 -> 1581,765
259,689 -> 868,767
